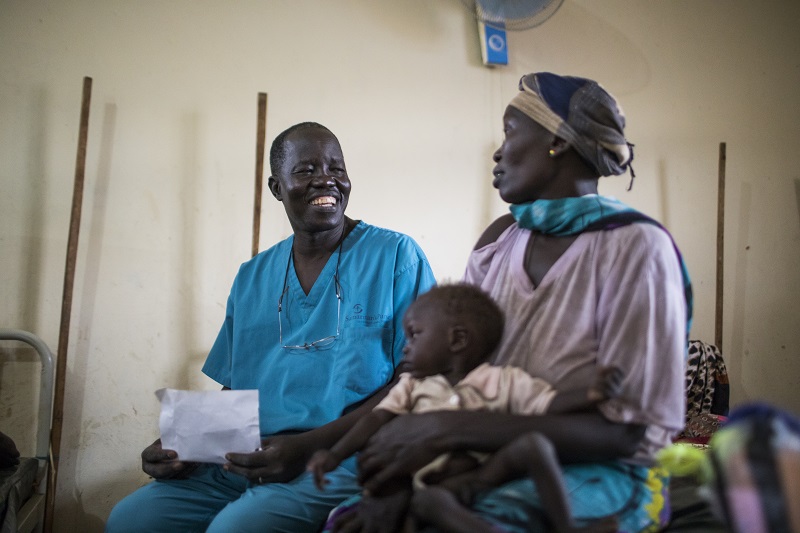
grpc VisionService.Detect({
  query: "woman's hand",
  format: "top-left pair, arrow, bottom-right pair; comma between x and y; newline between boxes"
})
141,439 -> 199,479
224,433 -> 312,484
357,412 -> 451,494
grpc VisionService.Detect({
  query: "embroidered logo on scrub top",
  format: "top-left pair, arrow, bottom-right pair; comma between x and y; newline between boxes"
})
346,303 -> 391,326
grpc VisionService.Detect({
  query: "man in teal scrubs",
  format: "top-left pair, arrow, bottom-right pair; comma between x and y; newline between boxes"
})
106,122 -> 436,532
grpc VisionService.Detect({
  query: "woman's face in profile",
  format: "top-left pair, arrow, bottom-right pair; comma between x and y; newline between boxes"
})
492,106 -> 558,204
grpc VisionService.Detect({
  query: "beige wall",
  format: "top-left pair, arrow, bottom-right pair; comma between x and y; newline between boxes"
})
1,0 -> 798,530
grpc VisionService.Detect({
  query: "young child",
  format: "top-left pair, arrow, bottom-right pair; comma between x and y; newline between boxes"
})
308,283 -> 621,533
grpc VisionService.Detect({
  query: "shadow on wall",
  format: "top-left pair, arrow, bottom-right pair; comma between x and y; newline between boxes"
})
56,485 -> 106,533
21,87 -> 48,329
176,111 -> 202,385
358,0 -> 452,45
351,1 -> 488,69
729,181 -> 751,405
56,102 -> 117,532
507,2 -> 650,96
479,140 -> 504,234
656,159 -> 671,229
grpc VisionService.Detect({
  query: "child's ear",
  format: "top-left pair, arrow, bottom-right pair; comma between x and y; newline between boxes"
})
449,326 -> 469,352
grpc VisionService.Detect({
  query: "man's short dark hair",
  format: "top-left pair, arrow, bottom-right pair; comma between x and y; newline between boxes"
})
269,122 -> 335,177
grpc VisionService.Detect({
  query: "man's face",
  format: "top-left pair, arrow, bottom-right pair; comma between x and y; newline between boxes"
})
271,128 -> 351,234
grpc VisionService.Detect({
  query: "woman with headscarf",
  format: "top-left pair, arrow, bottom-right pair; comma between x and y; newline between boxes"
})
345,73 -> 692,533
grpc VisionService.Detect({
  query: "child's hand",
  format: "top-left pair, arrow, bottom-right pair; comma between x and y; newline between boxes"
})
306,449 -> 340,490
589,366 -> 624,402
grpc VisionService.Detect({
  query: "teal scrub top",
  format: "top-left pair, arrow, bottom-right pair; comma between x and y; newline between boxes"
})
202,221 -> 436,437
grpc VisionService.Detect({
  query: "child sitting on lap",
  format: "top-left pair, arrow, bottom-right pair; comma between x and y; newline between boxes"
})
308,283 -> 620,533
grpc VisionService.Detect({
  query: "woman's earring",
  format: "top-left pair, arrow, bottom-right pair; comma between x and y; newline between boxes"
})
548,149 -> 556,157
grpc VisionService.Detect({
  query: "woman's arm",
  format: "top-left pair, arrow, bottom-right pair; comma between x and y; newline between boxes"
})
357,410 -> 645,494
547,366 -> 624,414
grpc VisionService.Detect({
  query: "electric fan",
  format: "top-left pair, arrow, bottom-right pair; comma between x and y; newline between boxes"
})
461,0 -> 565,31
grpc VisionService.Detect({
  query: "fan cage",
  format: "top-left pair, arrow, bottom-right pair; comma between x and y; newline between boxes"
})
464,0 -> 565,31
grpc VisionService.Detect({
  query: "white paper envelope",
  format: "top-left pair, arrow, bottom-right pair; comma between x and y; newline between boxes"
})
155,388 -> 261,464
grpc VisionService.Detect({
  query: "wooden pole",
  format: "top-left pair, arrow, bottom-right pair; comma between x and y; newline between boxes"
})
251,92 -> 268,258
44,76 -> 92,533
715,142 -> 726,351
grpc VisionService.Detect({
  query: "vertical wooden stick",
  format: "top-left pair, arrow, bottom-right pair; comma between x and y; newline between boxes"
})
715,142 -> 726,351
252,92 -> 268,258
44,76 -> 92,533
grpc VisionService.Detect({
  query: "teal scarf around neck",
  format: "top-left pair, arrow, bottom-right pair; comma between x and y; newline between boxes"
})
510,195 -> 693,337
509,195 -> 636,236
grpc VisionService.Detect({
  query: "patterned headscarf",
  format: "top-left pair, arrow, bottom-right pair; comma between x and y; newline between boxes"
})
509,72 -> 634,178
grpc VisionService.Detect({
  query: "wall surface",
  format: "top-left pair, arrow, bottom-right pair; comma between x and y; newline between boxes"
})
1,0 -> 799,530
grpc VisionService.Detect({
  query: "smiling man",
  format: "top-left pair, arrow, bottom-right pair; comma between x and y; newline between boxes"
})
106,122 -> 436,533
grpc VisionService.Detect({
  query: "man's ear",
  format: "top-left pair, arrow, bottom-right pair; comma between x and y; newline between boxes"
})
268,176 -> 282,201
449,326 -> 469,352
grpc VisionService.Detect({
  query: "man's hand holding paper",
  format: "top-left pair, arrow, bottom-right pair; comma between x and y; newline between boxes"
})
156,388 -> 261,464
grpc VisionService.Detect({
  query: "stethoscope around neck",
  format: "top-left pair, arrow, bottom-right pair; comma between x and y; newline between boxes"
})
277,235 -> 344,350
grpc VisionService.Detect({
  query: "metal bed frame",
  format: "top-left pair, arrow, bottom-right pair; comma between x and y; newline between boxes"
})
0,329 -> 54,533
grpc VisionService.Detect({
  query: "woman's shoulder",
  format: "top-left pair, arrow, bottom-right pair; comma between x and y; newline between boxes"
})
474,214 -> 516,250
592,222 -> 682,278
597,222 -> 676,256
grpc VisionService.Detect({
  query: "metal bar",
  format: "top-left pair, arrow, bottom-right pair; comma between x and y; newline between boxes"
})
0,329 -> 54,476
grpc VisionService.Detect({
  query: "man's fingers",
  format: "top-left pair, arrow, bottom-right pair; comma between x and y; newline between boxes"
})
142,446 -> 176,463
223,462 -> 258,481
143,460 -> 189,479
226,446 -> 277,467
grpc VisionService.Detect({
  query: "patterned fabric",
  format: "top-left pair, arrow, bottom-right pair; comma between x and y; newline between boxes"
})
685,340 -> 730,418
510,72 -> 633,177
509,194 -> 693,338
678,340 -> 730,444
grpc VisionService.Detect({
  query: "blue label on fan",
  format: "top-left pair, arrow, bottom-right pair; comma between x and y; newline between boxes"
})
479,21 -> 508,66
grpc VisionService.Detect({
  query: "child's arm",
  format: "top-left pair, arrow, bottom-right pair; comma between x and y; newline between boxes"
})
547,366 -> 623,414
307,408 -> 398,489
